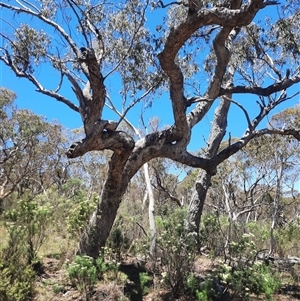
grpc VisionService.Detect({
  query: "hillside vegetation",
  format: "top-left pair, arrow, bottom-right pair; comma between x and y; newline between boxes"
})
0,89 -> 300,300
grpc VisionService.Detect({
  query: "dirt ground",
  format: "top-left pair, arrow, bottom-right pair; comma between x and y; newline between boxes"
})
35,256 -> 300,301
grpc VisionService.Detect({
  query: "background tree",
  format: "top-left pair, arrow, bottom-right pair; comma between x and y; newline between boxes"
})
0,88 -> 65,205
0,0 -> 299,258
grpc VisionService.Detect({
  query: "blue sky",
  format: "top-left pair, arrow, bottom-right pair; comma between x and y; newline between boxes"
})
1,1 -> 299,153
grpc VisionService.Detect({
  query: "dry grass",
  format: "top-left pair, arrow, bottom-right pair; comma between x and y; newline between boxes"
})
1,219 -> 299,301
0,223 -> 8,251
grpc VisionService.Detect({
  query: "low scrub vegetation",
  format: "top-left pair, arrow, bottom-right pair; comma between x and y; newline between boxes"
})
0,89 -> 300,300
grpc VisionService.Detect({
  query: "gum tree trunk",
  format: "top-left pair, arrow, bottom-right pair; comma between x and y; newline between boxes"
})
76,153 -> 132,258
186,96 -> 231,235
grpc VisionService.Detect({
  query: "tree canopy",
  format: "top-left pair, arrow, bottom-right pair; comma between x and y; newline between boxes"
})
0,88 -> 66,201
1,0 -> 299,258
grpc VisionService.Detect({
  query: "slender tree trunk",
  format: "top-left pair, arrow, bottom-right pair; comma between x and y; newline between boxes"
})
186,97 -> 231,235
186,172 -> 212,234
268,158 -> 283,258
142,190 -> 148,212
143,163 -> 157,258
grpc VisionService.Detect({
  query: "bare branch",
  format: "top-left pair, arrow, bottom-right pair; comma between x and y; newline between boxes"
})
229,97 -> 253,129
254,128 -> 300,140
16,0 -> 40,12
157,0 -> 187,8
0,48 -> 80,113
66,0 -> 90,46
152,166 -> 182,207
219,76 -> 300,96
213,124 -> 300,169
114,80 -> 162,130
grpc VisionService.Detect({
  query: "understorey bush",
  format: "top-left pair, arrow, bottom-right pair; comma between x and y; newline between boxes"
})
156,207 -> 198,298
219,233 -> 282,300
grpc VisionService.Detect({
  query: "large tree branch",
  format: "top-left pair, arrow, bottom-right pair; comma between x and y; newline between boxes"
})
187,0 -> 242,128
253,128 -> 300,140
186,29 -> 238,128
164,149 -> 215,174
66,125 -> 134,159
119,126 -> 217,183
212,89 -> 296,166
160,0 -> 270,63
125,24 -> 242,179
78,48 -> 106,135
219,76 -> 300,96
158,0 -> 263,136
212,126 -> 300,169
158,50 -> 188,135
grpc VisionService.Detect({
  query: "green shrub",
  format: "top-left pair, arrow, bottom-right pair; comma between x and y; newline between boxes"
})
195,279 -> 215,301
0,197 -> 51,300
4,198 -> 51,265
0,261 -> 36,301
139,272 -> 151,295
52,283 -> 65,294
219,234 -> 282,300
246,222 -> 270,252
186,273 -> 218,301
228,233 -> 256,266
108,227 -> 130,261
199,213 -> 226,257
67,253 -> 119,300
157,207 -> 197,298
67,195 -> 97,239
220,262 -> 281,300
67,255 -> 98,298
275,219 -> 300,257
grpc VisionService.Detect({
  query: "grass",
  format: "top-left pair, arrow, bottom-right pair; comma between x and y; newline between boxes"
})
1,215 -> 300,301
0,223 -> 8,252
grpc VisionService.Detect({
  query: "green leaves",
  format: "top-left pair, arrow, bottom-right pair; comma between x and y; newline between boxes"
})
4,198 -> 51,264
270,105 -> 300,129
0,88 -> 16,111
67,255 -> 98,295
67,197 -> 97,239
66,253 -> 119,299
0,88 -> 66,199
12,24 -> 50,73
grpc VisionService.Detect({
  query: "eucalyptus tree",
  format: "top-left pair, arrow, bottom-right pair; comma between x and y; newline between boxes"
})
0,88 -> 65,202
205,129 -> 300,254
1,0 -> 299,258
